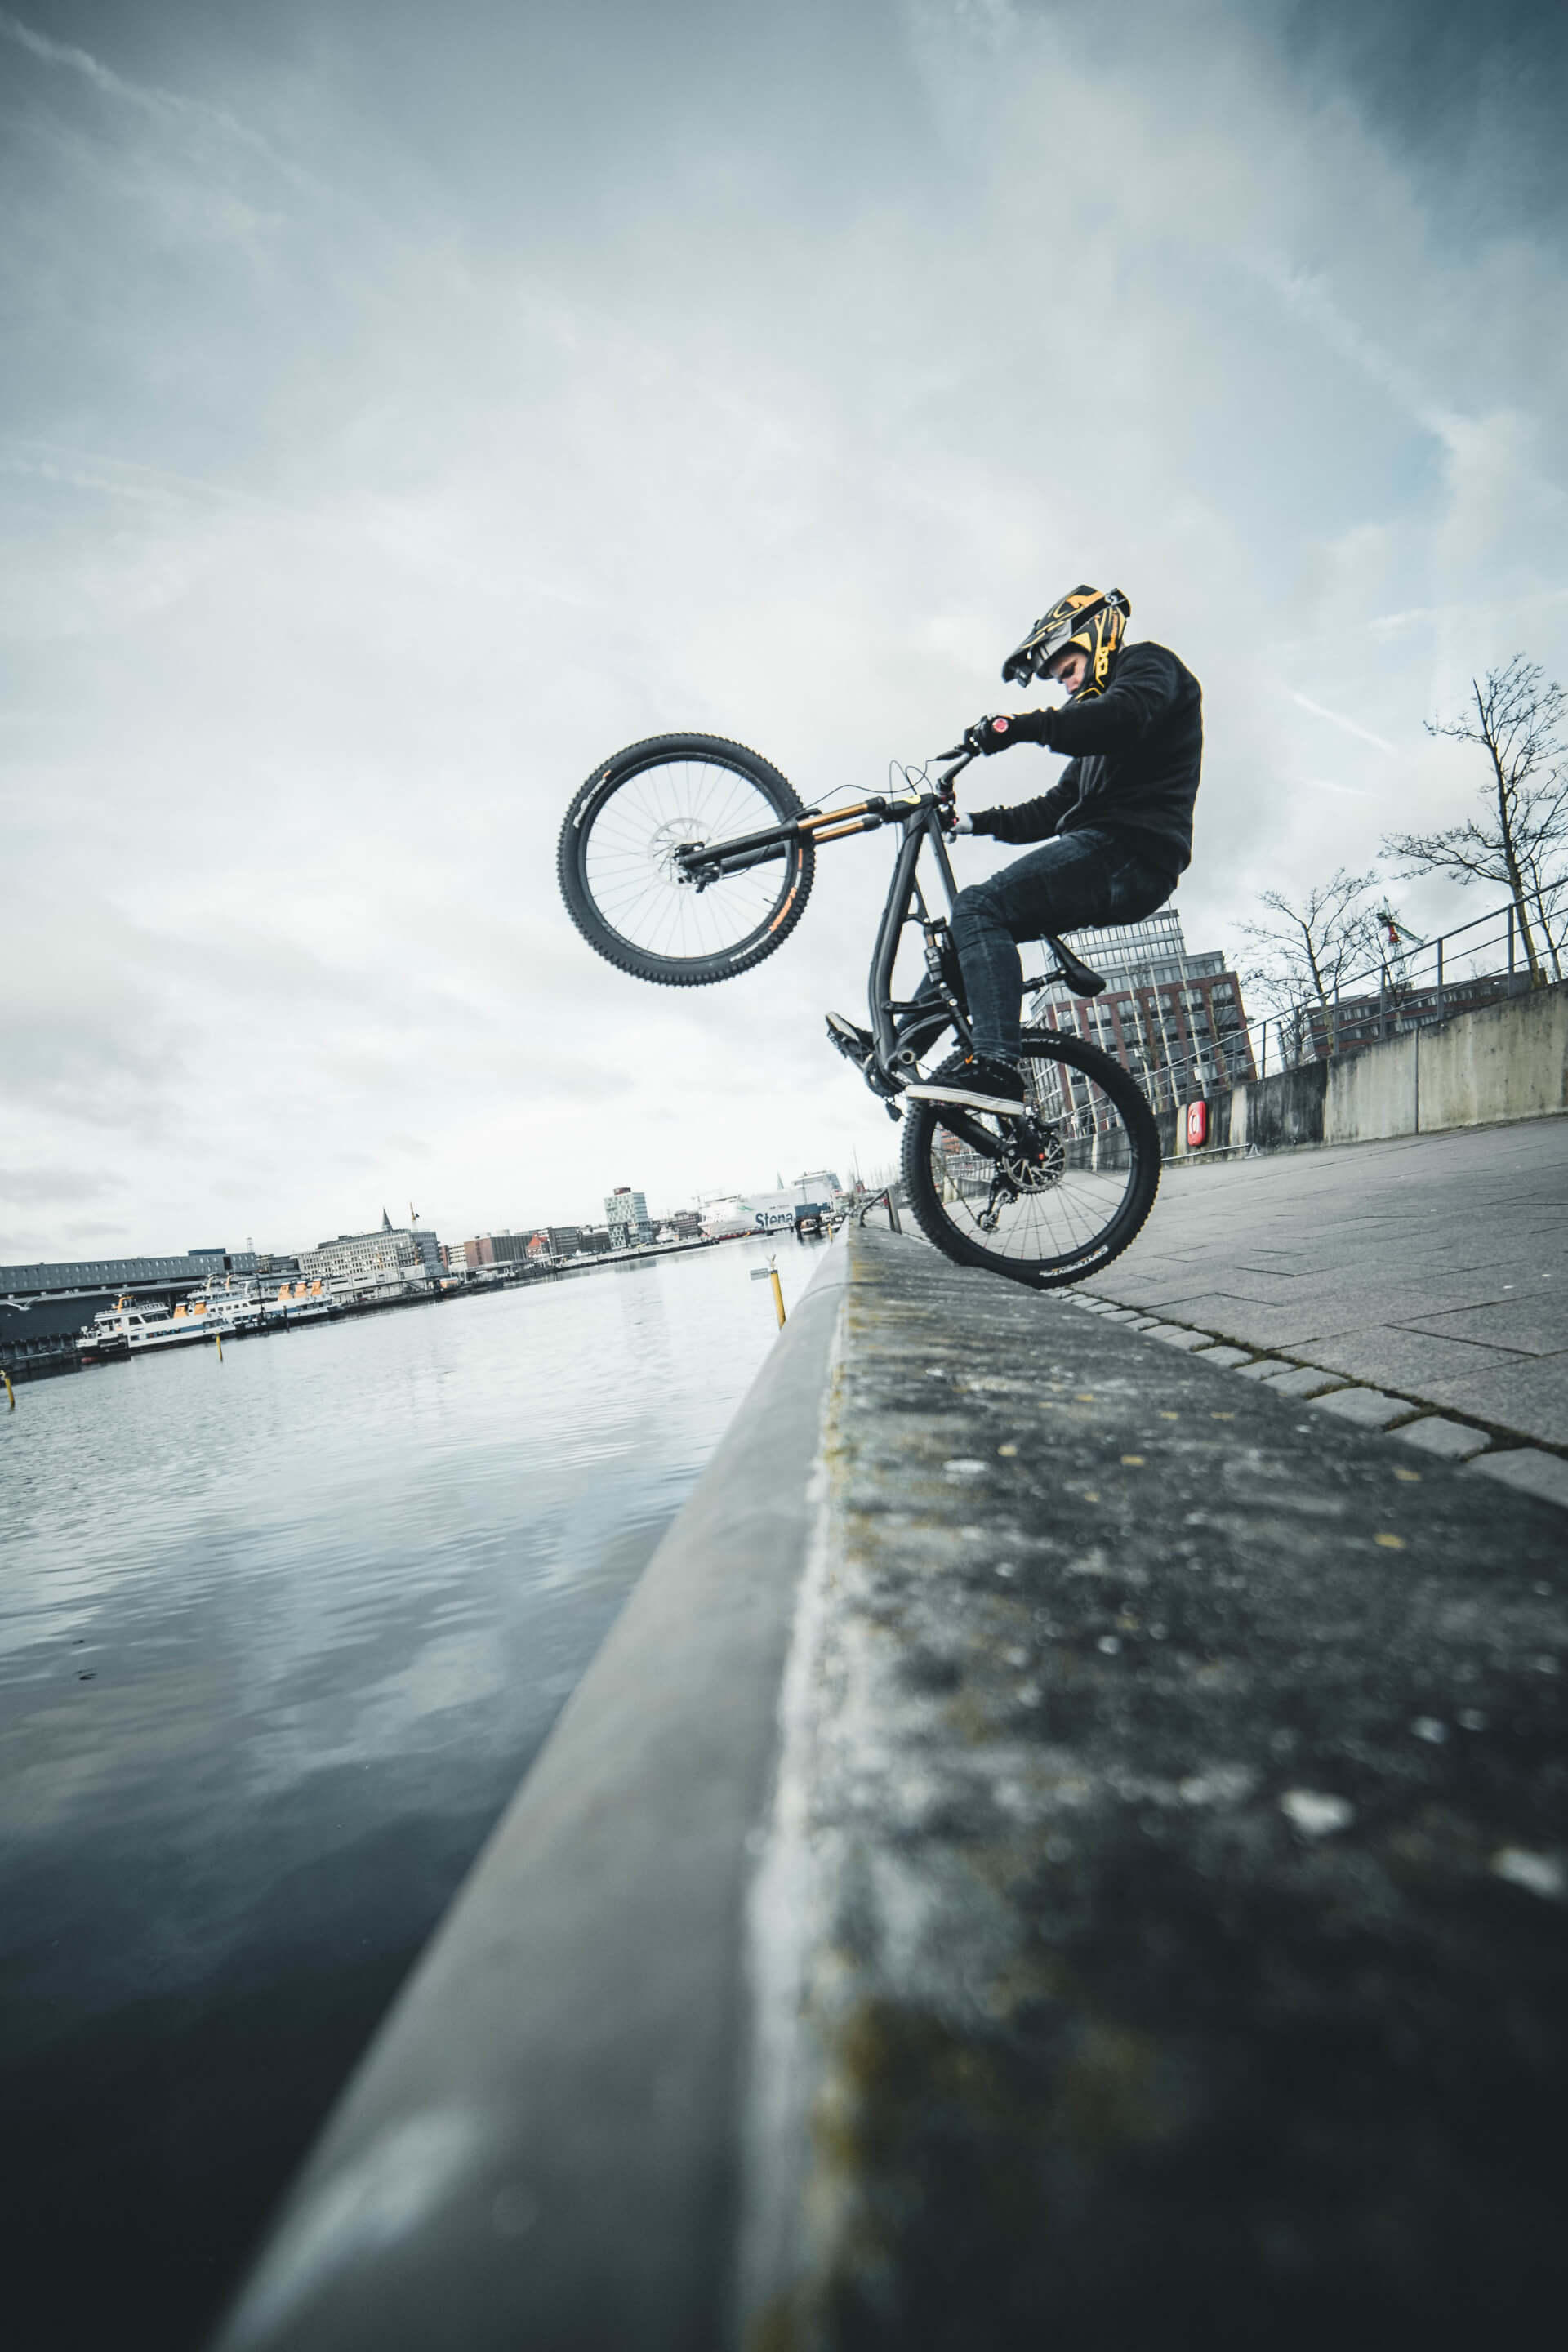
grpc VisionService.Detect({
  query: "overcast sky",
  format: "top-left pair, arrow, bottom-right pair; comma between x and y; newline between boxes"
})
3,0 -> 1565,1258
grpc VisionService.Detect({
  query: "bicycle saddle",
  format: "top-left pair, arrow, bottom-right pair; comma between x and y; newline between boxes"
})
1043,933 -> 1107,998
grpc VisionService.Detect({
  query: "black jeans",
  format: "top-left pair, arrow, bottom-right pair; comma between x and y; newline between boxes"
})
950,826 -> 1178,1062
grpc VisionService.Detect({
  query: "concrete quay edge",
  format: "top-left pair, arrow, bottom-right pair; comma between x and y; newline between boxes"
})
739,1229 -> 1567,2347
214,1225 -> 1568,2350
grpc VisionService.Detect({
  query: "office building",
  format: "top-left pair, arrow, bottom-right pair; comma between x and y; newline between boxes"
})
297,1215 -> 442,1287
1028,907 -> 1255,1097
605,1187 -> 655,1246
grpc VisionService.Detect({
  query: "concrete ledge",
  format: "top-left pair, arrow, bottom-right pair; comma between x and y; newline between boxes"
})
743,1231 -> 1568,2345
216,1227 -> 1568,2350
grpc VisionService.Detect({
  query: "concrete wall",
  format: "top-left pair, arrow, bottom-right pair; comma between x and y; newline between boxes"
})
1325,1029 -> 1419,1144
1416,978 -> 1568,1134
1175,979 -> 1566,1162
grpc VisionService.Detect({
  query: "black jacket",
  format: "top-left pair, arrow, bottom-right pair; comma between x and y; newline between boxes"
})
970,639 -> 1202,873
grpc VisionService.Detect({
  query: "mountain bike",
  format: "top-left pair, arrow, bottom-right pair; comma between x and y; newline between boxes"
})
557,733 -> 1161,1288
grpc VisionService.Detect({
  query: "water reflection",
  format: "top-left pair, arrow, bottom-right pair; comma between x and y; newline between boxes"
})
0,1233 -> 817,2350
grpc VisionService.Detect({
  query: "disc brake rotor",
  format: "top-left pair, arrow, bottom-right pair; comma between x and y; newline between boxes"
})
647,817 -> 706,885
998,1120 -> 1066,1192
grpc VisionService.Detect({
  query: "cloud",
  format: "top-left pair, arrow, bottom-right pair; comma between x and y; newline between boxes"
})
2,0 -> 1564,1251
0,1165 -> 109,1206
1287,693 -> 1397,756
0,5 -> 321,188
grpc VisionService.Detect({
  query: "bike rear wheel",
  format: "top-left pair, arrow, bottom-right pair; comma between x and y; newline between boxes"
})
900,1031 -> 1160,1287
558,733 -> 814,986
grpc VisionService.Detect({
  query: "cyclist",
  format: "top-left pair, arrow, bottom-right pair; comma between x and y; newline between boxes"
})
849,585 -> 1201,1115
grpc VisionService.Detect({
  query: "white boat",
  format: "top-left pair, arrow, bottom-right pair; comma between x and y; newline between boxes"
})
261,1278 -> 335,1325
78,1290 -> 257,1361
701,1192 -> 833,1239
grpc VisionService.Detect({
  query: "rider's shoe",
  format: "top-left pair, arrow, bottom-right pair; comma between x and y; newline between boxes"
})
904,1053 -> 1027,1116
825,1011 -> 875,1066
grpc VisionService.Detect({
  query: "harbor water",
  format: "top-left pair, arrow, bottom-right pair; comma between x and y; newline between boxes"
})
0,1235 -> 814,2350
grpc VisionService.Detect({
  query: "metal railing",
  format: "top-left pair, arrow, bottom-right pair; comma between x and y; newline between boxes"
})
1027,895 -> 1558,1123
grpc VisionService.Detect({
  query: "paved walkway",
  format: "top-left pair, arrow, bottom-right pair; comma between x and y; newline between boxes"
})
1088,1117 -> 1568,1452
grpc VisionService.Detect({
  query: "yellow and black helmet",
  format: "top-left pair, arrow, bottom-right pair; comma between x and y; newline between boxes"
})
1001,584 -> 1131,697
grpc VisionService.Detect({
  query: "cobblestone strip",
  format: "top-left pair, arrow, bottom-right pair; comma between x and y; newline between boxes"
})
1068,1290 -> 1567,1502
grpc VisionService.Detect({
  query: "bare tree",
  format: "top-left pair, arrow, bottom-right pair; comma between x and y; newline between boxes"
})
1238,866 -> 1383,1038
1382,656 -> 1568,987
1237,867 -> 1387,1065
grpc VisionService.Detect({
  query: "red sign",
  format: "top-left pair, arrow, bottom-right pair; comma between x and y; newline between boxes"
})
1185,1099 -> 1209,1148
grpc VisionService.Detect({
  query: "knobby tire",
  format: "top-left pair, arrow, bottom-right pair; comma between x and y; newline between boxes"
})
557,733 -> 815,987
900,1031 -> 1161,1288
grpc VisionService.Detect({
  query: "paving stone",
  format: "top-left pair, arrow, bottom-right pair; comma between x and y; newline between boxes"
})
1465,1448 -> 1568,1509
1392,1416 -> 1493,1463
1309,1386 -> 1414,1430
1234,1357 -> 1293,1380
1196,1344 -> 1254,1368
1259,1364 -> 1350,1400
1144,1325 -> 1217,1351
1098,1118 -> 1568,1450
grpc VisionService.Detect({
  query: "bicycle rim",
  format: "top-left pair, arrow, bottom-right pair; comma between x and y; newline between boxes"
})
567,742 -> 809,978
901,1032 -> 1160,1285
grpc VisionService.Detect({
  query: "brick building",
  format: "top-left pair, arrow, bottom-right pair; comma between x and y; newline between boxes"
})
1027,906 -> 1254,1100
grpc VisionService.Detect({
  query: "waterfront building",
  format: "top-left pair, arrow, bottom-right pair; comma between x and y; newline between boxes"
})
454,1233 -> 543,1269
667,1210 -> 703,1239
1027,906 -> 1255,1097
297,1218 -> 442,1289
605,1187 -> 655,1246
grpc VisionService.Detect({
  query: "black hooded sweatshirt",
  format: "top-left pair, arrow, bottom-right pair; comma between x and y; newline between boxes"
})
969,639 -> 1202,874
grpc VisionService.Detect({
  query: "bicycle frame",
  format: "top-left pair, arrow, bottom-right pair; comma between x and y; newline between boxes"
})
675,760 -> 976,1086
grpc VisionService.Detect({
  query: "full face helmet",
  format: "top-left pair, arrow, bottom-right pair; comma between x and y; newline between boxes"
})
1001,585 -> 1131,698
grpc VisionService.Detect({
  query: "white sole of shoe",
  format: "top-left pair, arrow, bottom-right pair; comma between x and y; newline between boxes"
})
903,1080 -> 1026,1117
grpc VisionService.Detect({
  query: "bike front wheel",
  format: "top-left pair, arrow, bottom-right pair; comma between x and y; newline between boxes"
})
558,733 -> 814,986
900,1031 -> 1161,1287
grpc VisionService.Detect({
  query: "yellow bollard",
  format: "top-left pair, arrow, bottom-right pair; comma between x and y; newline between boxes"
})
214,1330 -> 224,1363
2,1367 -> 14,1410
769,1262 -> 786,1329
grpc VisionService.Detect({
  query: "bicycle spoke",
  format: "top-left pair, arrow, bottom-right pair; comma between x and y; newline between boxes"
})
913,1035 -> 1156,1277
579,751 -> 800,964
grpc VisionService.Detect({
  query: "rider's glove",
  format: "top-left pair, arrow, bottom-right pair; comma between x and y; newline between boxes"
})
953,812 -> 974,835
963,709 -> 1053,755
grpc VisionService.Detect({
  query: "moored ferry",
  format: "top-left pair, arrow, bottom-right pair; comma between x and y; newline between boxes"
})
78,1290 -> 260,1362
264,1279 -> 334,1325
75,1276 -> 335,1363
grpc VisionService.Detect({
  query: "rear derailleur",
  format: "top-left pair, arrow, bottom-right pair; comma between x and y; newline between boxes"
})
974,1113 -> 1066,1232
